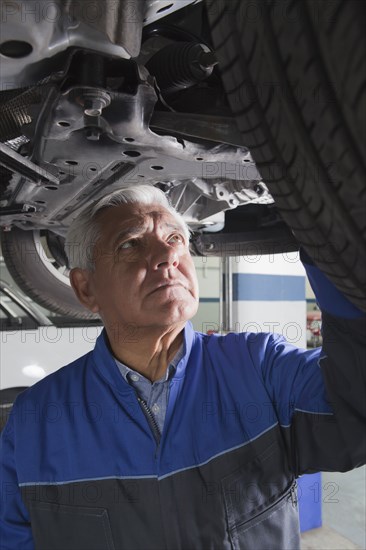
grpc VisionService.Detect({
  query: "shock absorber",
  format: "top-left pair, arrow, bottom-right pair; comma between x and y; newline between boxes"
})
146,42 -> 217,96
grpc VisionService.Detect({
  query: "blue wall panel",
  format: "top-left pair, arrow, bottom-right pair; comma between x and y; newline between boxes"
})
233,273 -> 306,301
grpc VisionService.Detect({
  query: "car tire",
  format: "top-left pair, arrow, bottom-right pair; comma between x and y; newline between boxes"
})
206,0 -> 366,311
1,228 -> 98,320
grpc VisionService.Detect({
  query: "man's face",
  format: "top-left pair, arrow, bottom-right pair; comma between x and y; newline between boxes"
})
76,202 -> 199,330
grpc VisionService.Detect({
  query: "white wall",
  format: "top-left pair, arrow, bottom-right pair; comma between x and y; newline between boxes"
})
232,252 -> 307,348
191,252 -> 307,349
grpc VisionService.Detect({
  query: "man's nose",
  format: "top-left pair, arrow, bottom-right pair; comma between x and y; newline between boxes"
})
151,241 -> 179,270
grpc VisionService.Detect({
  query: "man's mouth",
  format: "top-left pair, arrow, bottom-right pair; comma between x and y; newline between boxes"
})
150,281 -> 187,294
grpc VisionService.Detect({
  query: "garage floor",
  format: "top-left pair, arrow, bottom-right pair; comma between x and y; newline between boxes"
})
301,525 -> 360,549
300,466 -> 366,549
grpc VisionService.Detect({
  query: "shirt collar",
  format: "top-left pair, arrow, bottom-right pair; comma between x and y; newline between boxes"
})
114,344 -> 183,384
92,322 -> 195,391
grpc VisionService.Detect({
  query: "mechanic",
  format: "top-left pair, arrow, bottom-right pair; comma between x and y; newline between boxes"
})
1,185 -> 365,549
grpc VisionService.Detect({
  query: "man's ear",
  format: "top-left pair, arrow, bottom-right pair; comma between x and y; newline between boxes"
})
69,268 -> 100,313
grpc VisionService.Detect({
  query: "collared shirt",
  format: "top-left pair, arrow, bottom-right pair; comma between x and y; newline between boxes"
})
114,345 -> 184,434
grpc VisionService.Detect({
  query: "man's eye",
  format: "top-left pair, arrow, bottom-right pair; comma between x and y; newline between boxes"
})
118,239 -> 138,250
168,234 -> 185,244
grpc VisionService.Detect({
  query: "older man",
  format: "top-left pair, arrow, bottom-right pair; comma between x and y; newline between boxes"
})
1,185 -> 365,550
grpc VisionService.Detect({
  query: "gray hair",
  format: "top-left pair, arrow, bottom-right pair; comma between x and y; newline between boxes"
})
65,185 -> 190,270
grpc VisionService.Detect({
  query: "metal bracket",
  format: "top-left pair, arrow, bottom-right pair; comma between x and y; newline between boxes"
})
150,111 -> 245,147
0,143 -> 58,186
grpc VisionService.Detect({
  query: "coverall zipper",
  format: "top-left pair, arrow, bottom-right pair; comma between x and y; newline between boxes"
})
232,481 -> 298,531
137,396 -> 161,445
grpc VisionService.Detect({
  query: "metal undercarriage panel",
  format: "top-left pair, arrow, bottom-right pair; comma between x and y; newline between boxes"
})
1,54 -> 273,235
0,0 -> 201,87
